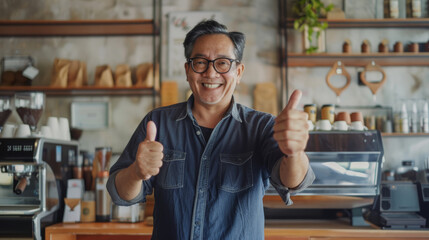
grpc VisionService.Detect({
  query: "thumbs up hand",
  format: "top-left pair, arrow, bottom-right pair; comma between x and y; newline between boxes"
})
132,121 -> 164,180
273,90 -> 309,157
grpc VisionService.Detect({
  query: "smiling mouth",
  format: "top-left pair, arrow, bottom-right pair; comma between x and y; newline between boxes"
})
202,83 -> 222,89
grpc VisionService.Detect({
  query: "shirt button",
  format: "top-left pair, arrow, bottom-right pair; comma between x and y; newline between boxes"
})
202,156 -> 207,160
199,188 -> 204,193
196,130 -> 201,135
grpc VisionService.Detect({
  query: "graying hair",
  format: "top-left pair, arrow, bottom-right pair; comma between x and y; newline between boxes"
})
183,20 -> 245,62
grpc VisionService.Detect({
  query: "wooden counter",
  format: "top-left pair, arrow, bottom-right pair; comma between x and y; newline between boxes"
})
45,219 -> 429,240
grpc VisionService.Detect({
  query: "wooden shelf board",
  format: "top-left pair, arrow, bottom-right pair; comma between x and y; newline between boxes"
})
0,86 -> 157,96
285,18 -> 429,28
286,53 -> 429,67
381,132 -> 429,137
0,19 -> 157,36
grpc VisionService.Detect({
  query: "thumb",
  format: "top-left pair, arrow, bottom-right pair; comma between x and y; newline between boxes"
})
145,121 -> 157,141
285,89 -> 302,110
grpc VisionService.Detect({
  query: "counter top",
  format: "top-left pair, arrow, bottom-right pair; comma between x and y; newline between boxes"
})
45,219 -> 429,240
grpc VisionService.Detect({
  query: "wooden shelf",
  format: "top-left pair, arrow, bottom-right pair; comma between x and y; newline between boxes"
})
0,86 -> 158,96
0,19 -> 157,36
286,53 -> 429,67
285,18 -> 429,28
381,132 -> 429,137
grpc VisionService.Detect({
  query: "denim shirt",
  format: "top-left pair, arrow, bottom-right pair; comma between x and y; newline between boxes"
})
107,96 -> 315,240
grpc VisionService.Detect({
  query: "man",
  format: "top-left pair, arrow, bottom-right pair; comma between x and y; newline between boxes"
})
107,20 -> 314,240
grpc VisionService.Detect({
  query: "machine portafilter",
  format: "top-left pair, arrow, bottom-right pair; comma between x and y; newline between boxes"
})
1,164 -> 36,195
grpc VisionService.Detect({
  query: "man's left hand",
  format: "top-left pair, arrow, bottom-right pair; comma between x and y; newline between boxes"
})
273,89 -> 309,157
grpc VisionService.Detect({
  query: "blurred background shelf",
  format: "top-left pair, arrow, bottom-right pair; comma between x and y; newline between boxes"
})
0,86 -> 158,96
283,18 -> 429,29
0,19 -> 158,36
286,53 -> 429,67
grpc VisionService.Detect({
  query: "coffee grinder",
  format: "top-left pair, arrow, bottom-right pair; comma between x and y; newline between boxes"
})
0,137 -> 78,240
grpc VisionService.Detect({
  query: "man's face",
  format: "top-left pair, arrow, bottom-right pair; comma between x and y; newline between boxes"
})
185,34 -> 244,108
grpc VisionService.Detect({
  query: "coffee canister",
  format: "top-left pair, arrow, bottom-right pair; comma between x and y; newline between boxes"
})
321,104 -> 335,124
304,104 -> 317,124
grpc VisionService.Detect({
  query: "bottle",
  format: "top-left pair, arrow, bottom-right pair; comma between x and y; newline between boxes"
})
95,171 -> 112,222
420,100 -> 429,133
400,102 -> 409,133
410,100 -> 419,133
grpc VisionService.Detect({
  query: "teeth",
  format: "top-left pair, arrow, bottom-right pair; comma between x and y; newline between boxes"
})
203,83 -> 221,88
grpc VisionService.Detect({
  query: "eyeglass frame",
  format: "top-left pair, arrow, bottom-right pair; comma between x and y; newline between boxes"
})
186,57 -> 240,74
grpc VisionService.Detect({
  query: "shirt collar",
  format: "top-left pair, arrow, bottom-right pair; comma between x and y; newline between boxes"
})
175,95 -> 242,123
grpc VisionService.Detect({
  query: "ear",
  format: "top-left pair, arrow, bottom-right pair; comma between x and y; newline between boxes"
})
236,63 -> 245,85
184,62 -> 190,81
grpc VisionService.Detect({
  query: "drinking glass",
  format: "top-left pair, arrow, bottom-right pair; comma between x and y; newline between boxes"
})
14,92 -> 45,132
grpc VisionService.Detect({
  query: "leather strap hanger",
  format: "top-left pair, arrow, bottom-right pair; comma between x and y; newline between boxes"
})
326,61 -> 351,98
360,61 -> 386,95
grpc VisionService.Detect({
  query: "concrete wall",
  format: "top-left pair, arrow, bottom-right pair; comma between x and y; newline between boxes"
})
1,0 -> 428,173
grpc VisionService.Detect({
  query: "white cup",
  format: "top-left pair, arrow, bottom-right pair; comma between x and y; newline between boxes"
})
41,125 -> 53,138
47,117 -> 60,139
315,119 -> 332,131
58,117 -> 71,141
1,124 -> 16,138
15,124 -> 31,138
333,121 -> 349,131
350,121 -> 367,131
307,120 -> 314,131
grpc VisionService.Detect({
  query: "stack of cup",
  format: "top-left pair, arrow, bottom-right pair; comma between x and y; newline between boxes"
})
350,112 -> 367,131
59,117 -> 71,141
1,124 -> 17,138
47,117 -> 60,139
333,112 -> 350,131
15,124 -> 31,138
44,116 -> 71,140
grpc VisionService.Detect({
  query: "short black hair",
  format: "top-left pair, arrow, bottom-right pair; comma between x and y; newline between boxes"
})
183,20 -> 246,62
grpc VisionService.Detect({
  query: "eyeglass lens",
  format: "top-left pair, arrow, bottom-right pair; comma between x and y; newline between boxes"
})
191,58 -> 234,74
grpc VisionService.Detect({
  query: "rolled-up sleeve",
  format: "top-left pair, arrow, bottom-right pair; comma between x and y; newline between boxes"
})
269,157 -> 315,205
106,170 -> 146,206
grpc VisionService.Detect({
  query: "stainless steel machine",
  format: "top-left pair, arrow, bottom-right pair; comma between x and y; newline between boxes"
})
265,131 -> 384,226
0,137 -> 78,240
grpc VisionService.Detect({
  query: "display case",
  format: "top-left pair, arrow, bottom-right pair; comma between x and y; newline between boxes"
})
265,130 -> 385,226
301,130 -> 384,196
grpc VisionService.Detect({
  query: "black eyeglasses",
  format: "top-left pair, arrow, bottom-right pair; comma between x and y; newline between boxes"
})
187,57 -> 239,74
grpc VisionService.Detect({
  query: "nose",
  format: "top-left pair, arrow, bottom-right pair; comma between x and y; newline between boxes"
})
203,61 -> 218,77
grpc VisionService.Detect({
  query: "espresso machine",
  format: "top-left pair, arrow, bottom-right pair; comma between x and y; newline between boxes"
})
0,137 -> 78,240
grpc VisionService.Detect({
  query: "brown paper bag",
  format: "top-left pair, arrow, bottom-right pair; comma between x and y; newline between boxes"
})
68,60 -> 87,87
94,65 -> 114,87
51,58 -> 70,87
135,63 -> 159,91
115,64 -> 132,87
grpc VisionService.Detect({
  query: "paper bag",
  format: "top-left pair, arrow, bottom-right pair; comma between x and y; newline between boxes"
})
51,58 -> 70,87
95,65 -> 114,87
68,60 -> 88,87
115,64 -> 132,87
135,63 -> 159,90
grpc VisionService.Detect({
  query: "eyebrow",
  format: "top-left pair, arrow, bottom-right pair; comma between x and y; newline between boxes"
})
191,54 -> 233,59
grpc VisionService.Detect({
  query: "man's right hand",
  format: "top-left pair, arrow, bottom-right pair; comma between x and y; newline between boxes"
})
132,121 -> 164,180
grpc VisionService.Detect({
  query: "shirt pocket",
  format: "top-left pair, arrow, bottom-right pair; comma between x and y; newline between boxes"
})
156,149 -> 186,189
218,151 -> 253,193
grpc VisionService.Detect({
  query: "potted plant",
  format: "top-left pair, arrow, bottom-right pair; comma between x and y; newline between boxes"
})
292,0 -> 333,54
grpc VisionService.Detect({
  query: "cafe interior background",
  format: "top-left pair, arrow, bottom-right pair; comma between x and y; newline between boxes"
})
1,0 -> 429,196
